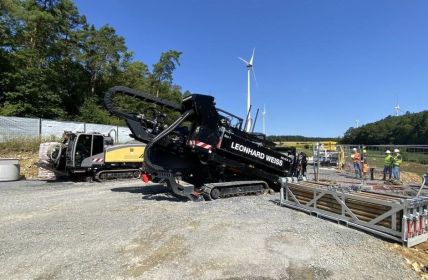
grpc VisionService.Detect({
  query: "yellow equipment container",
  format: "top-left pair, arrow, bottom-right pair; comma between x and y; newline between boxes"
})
104,144 -> 145,163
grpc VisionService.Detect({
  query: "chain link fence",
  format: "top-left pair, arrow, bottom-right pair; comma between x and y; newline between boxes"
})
0,116 -> 134,143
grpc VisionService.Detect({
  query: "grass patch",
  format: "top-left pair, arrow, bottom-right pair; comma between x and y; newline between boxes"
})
297,147 -> 314,157
0,136 -> 61,153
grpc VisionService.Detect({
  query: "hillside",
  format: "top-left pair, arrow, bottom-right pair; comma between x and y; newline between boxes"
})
342,111 -> 428,144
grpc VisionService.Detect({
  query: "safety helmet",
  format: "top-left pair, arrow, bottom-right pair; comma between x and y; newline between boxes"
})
394,149 -> 400,153
385,150 -> 391,154
363,149 -> 367,154
352,148 -> 357,151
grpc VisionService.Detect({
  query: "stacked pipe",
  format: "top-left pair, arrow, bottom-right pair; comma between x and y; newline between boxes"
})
281,181 -> 428,246
287,182 -> 404,231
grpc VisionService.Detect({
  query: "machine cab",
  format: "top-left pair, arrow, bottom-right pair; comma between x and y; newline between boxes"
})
65,133 -> 105,169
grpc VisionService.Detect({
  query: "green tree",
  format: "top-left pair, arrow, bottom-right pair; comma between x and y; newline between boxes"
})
0,0 -> 185,125
78,97 -> 122,125
150,50 -> 182,97
78,24 -> 128,96
0,0 -> 86,118
341,111 -> 428,145
114,59 -> 149,91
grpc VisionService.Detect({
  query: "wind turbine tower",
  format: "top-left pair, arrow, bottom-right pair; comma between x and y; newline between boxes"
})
238,49 -> 256,132
262,105 -> 266,135
355,119 -> 360,128
394,103 -> 403,116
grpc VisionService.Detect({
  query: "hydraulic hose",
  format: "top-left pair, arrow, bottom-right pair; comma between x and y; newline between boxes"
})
144,109 -> 194,172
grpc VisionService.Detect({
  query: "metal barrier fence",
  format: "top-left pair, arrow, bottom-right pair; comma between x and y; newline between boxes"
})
298,143 -> 428,178
342,144 -> 428,176
0,116 -> 133,143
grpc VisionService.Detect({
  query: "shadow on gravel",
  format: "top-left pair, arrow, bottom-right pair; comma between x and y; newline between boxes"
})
111,184 -> 166,194
342,174 -> 362,179
46,179 -> 75,184
111,184 -> 188,202
142,194 -> 188,202
269,199 -> 281,205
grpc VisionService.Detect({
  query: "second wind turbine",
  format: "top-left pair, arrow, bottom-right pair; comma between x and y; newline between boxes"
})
238,48 -> 257,132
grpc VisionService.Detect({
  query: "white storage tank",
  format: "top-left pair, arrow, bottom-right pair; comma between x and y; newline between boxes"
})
0,158 -> 20,181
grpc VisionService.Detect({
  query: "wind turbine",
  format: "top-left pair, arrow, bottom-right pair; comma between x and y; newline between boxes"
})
238,48 -> 257,132
355,119 -> 360,128
394,102 -> 403,116
262,104 -> 266,135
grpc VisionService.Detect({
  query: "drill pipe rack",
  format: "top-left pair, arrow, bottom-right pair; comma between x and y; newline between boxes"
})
279,180 -> 428,247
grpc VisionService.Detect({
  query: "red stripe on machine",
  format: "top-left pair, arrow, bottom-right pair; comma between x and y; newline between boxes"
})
196,141 -> 212,150
188,140 -> 212,152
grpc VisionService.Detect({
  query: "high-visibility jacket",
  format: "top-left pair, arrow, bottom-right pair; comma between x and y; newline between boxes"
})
353,152 -> 360,163
363,163 -> 369,173
393,154 -> 402,166
384,155 -> 393,166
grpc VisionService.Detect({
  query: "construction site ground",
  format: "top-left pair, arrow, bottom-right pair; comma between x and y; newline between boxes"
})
1,169 -> 426,280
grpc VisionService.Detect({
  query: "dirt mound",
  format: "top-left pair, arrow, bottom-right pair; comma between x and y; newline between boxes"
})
391,243 -> 428,279
401,171 -> 423,185
0,151 -> 39,179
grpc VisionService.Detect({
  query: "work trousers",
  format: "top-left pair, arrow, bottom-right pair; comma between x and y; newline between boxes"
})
392,166 -> 400,180
383,166 -> 392,180
353,162 -> 361,178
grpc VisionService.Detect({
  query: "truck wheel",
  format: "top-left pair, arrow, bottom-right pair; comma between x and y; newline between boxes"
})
210,188 -> 221,200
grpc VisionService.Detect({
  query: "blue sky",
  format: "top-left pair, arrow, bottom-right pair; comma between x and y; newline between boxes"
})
74,0 -> 428,137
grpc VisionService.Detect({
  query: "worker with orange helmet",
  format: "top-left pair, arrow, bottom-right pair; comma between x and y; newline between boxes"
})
352,147 -> 362,178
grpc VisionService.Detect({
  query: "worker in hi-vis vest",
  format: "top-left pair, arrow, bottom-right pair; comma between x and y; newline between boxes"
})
383,150 -> 393,180
392,149 -> 402,181
351,148 -> 362,178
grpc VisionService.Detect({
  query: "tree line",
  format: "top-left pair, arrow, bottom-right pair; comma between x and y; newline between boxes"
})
267,135 -> 340,142
0,0 -> 187,125
342,111 -> 428,145
269,110 -> 428,145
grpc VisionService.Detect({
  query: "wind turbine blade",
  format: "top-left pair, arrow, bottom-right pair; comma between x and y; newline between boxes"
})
249,48 -> 255,65
251,67 -> 258,87
238,57 -> 249,64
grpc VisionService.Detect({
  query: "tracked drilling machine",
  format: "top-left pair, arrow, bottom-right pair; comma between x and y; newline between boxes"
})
45,131 -> 144,182
104,86 -> 306,201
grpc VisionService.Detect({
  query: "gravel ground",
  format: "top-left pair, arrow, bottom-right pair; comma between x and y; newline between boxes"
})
0,176 -> 418,280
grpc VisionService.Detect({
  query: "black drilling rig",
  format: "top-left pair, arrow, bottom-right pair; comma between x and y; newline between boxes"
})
104,86 -> 306,201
